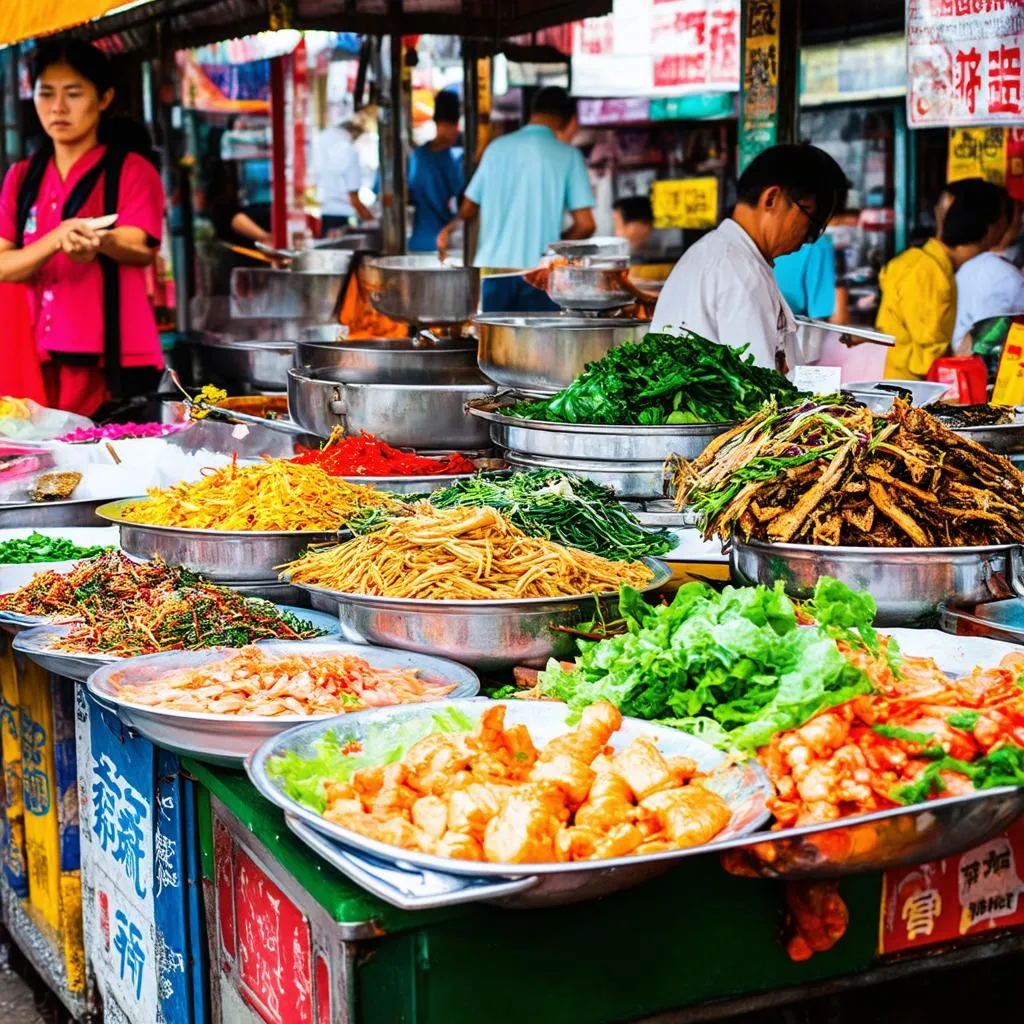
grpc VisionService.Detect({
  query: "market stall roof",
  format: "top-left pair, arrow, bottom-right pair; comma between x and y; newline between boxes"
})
18,0 -> 611,52
0,0 -> 143,47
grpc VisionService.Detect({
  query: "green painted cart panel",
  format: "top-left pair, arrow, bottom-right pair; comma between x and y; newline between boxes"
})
187,760 -> 883,1024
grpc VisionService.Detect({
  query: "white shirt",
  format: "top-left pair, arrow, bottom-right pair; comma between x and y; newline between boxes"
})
314,126 -> 363,217
954,251 -> 1024,346
651,218 -> 798,374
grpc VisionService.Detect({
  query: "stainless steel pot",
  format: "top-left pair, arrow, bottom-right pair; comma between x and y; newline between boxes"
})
949,421 -> 1024,455
730,536 -> 1015,626
295,337 -> 477,381
468,398 -> 732,462
546,263 -> 633,312
359,255 -> 480,325
197,334 -> 296,391
500,449 -> 667,500
475,316 -> 648,394
255,244 -> 354,276
230,268 -> 345,321
288,367 -> 496,449
0,498 -> 105,529
213,317 -> 316,341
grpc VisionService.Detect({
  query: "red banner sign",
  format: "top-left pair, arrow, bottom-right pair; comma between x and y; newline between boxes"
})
880,817 -> 1024,954
907,0 -> 1024,127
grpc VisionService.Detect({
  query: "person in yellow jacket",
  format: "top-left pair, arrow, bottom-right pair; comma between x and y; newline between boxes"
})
879,178 -> 1007,379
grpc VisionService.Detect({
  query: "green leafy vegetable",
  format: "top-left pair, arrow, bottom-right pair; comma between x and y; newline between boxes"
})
947,710 -> 981,732
266,707 -> 474,812
0,531 -> 111,564
505,330 -> 799,426
871,724 -> 940,750
891,745 -> 1024,806
538,576 -> 873,754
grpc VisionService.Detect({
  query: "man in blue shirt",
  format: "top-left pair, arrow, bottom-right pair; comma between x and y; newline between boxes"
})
437,87 -> 596,313
773,234 -> 838,319
408,90 -> 464,252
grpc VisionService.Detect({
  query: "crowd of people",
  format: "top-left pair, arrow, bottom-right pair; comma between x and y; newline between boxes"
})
0,39 -> 1022,419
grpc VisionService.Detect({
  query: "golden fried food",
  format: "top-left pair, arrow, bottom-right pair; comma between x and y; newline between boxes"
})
317,701 -> 732,864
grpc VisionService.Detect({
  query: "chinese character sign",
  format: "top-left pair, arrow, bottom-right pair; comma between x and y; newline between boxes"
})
907,0 -> 1024,127
739,0 -> 781,172
948,126 -> 1009,184
572,0 -> 740,98
652,177 -> 720,229
880,817 -> 1024,953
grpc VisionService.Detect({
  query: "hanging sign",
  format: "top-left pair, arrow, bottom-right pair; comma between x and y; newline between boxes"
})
948,126 -> 1008,184
907,0 -> 1024,128
739,0 -> 781,172
572,0 -> 741,99
651,177 -> 719,229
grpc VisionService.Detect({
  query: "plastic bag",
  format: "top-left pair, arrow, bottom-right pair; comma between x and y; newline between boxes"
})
0,398 -> 93,442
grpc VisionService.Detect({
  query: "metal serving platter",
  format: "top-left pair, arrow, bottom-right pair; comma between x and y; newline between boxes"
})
468,396 -> 732,462
947,421 -> 1024,455
333,460 -> 505,497
247,698 -> 772,910
499,448 -> 667,501
0,497 -> 108,529
96,499 -> 345,583
730,536 -> 1015,627
86,640 -> 481,768
12,604 -> 339,682
290,556 -> 671,671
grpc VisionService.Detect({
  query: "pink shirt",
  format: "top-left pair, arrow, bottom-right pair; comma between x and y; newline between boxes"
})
0,146 -> 165,368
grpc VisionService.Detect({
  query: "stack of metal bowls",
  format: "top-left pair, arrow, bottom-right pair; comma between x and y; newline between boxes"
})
467,397 -> 731,500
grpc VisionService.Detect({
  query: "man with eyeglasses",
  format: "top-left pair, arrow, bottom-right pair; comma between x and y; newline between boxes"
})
651,144 -> 847,376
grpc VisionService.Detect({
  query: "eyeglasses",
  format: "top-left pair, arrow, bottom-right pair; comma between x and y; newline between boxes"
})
789,197 -> 826,243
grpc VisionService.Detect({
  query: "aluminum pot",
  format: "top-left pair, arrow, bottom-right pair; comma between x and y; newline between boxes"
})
197,335 -> 296,391
213,317 -> 316,341
468,399 -> 732,462
475,316 -> 648,394
255,245 -> 354,276
730,536 -> 1015,626
359,256 -> 480,325
295,337 -> 477,381
288,366 -> 496,449
500,449 -> 666,500
546,263 -> 633,312
230,268 -> 345,321
0,498 -> 105,529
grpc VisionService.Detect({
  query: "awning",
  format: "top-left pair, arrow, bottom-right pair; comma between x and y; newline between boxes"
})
0,0 -> 155,47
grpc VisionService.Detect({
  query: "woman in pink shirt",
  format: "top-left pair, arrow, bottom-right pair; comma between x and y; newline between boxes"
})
0,41 -> 165,418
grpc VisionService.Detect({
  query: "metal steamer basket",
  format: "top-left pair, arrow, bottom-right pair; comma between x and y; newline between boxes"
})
359,255 -> 480,326
295,335 -> 478,381
474,316 -> 648,394
730,537 -> 1016,626
289,557 -> 672,671
288,366 -> 496,449
246,699 -> 773,909
86,640 -> 480,767
12,605 -> 339,683
96,499 -> 343,583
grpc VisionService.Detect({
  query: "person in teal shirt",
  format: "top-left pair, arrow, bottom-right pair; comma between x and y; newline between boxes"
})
407,90 -> 464,253
773,233 -> 838,319
437,87 -> 596,312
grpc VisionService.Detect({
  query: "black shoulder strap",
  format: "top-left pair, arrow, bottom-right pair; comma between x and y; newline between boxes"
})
96,148 -> 127,400
15,148 -> 53,248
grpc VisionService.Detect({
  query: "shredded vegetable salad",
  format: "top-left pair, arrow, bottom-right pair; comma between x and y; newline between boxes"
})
291,429 -> 476,477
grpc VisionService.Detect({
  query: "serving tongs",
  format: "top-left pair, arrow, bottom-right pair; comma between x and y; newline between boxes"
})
793,316 -> 896,348
168,371 -> 314,439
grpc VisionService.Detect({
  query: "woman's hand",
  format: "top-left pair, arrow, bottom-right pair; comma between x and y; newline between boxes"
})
53,219 -> 104,261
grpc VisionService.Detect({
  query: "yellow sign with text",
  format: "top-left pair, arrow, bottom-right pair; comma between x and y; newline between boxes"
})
652,177 -> 719,231
948,128 -> 1007,187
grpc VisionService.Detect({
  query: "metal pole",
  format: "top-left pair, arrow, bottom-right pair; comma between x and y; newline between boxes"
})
776,0 -> 800,145
270,56 -> 288,250
388,33 -> 407,254
462,39 -> 479,267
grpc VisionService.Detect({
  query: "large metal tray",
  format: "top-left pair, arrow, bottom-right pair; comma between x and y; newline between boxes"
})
467,397 -> 732,462
97,498 -> 345,582
947,421 -> 1024,455
499,448 -> 667,500
0,498 -> 108,529
86,640 -> 481,767
247,698 -> 773,909
289,556 -> 672,671
730,536 -> 1015,626
13,604 -> 340,682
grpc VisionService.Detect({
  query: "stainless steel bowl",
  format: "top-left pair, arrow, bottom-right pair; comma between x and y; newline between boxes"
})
96,499 -> 343,583
500,449 -> 666,500
730,536 -> 1015,626
197,335 -> 296,391
86,640 -> 481,767
209,317 -> 317,341
546,263 -> 633,312
159,407 -> 316,459
288,367 -> 496,449
294,337 -> 477,381
948,421 -> 1024,455
230,268 -> 345,321
291,557 -> 671,671
359,255 -> 480,325
289,250 -> 354,275
247,698 -> 772,909
475,316 -> 648,394
0,498 -> 106,529
468,398 -> 733,462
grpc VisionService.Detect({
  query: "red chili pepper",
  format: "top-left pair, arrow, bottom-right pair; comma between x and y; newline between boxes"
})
290,431 -> 475,477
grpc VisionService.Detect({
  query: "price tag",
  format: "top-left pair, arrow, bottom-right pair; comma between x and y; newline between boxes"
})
793,364 -> 842,394
231,424 -> 251,440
